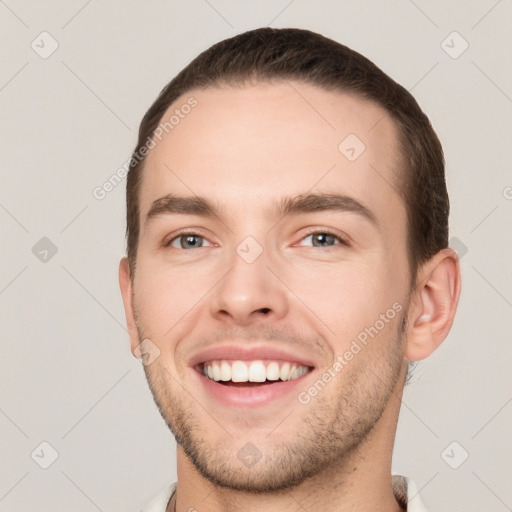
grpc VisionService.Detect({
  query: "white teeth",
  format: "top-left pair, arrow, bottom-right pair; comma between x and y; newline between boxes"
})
248,361 -> 267,382
220,360 -> 231,381
266,362 -> 280,381
202,360 -> 309,383
212,363 -> 221,381
231,361 -> 248,382
279,362 -> 290,381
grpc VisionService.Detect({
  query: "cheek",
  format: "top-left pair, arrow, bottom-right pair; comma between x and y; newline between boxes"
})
133,255 -> 215,338
286,261 -> 377,330
285,258 -> 401,351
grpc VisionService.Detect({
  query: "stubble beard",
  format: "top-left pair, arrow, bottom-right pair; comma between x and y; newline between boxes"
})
140,306 -> 408,494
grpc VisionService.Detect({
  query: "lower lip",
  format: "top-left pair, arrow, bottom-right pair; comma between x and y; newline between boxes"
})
193,369 -> 313,407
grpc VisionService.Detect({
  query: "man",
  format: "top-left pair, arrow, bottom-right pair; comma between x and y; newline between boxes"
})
119,27 -> 461,511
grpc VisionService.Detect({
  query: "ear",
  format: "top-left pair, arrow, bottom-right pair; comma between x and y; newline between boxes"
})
119,257 -> 141,357
405,248 -> 462,361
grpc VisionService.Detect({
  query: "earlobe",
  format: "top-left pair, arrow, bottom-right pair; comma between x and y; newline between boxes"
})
118,257 -> 141,356
405,248 -> 462,361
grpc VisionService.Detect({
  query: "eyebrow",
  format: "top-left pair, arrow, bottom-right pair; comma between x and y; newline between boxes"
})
144,192 -> 379,229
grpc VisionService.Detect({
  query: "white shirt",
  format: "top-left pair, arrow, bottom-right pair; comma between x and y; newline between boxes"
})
140,475 -> 428,511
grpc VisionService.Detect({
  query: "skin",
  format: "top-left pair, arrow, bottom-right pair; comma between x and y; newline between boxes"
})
119,81 -> 461,512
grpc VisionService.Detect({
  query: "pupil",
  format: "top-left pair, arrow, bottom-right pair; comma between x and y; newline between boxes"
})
184,235 -> 200,248
314,233 -> 331,246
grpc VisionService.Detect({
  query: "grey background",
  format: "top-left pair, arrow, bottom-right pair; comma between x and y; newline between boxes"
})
0,0 -> 511,510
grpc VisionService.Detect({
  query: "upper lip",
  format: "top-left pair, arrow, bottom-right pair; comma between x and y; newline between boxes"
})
188,343 -> 317,368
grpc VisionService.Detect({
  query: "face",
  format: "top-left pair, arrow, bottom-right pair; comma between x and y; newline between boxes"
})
126,81 -> 412,492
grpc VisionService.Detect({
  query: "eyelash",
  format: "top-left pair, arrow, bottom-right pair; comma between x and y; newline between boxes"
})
164,229 -> 349,249
296,229 -> 349,248
163,230 -> 213,249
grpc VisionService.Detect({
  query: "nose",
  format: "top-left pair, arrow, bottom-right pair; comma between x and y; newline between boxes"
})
209,241 -> 289,326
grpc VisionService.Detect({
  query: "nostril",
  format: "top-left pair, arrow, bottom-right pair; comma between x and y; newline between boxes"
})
259,308 -> 271,314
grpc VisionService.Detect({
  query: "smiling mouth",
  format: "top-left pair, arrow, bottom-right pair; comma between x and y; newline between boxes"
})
196,359 -> 314,387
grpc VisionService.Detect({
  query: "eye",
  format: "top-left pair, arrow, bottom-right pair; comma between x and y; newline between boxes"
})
165,232 -> 213,250
298,230 -> 348,248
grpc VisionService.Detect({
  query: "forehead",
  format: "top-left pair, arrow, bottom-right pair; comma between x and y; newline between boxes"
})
140,81 -> 405,229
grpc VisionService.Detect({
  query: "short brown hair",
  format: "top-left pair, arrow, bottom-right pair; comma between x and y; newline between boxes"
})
125,27 -> 449,289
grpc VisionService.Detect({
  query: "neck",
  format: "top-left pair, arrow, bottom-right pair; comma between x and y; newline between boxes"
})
171,367 -> 407,512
